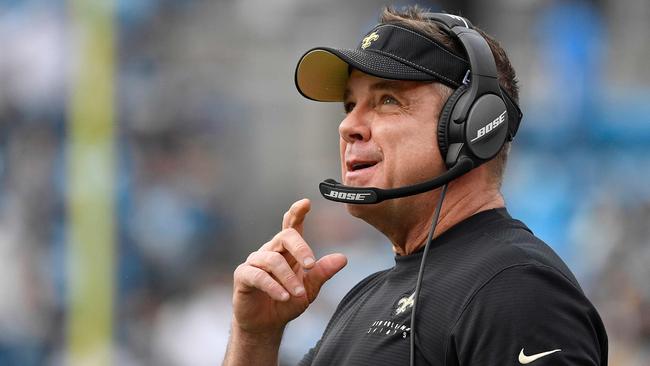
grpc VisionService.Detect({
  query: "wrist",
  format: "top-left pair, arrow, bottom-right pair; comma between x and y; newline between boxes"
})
224,321 -> 284,366
231,320 -> 285,347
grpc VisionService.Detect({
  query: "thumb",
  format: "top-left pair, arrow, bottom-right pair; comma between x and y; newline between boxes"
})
304,253 -> 347,302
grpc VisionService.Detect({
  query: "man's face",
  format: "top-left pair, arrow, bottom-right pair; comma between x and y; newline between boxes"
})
339,70 -> 447,208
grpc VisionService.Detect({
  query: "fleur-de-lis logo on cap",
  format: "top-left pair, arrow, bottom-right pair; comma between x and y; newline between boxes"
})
361,31 -> 379,49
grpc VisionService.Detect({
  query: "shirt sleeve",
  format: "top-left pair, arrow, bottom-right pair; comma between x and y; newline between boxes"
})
296,270 -> 389,365
449,263 -> 608,366
297,340 -> 319,366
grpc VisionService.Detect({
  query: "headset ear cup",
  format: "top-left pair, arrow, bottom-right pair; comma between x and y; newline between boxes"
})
437,85 -> 467,160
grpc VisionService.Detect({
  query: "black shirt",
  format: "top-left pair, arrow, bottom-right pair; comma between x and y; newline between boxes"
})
298,208 -> 607,365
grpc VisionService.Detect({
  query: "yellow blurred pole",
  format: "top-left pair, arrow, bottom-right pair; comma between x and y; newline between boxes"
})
66,0 -> 115,365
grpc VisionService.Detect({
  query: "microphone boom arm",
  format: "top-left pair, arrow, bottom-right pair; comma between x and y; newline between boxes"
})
319,158 -> 474,204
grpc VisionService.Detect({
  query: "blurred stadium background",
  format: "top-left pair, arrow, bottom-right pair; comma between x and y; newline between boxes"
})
0,0 -> 648,365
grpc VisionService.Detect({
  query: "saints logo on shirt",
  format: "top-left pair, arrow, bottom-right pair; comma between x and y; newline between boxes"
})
392,291 -> 415,316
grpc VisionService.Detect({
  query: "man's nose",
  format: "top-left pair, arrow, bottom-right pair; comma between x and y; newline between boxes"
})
339,108 -> 371,143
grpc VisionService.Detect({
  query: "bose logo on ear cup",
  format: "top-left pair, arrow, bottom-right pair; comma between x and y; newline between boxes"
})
470,110 -> 506,143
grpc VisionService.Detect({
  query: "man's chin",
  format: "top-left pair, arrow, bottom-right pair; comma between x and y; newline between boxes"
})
345,200 -> 388,221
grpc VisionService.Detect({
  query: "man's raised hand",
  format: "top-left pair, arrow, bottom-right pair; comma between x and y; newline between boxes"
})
232,199 -> 348,335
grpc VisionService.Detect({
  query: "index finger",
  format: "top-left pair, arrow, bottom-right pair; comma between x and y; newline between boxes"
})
282,198 -> 311,235
259,228 -> 316,269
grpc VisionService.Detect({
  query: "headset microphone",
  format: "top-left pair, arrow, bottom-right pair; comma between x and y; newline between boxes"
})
319,157 -> 474,204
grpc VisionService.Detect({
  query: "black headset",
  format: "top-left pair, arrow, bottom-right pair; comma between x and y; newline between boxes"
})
427,13 -> 522,169
318,13 -> 522,205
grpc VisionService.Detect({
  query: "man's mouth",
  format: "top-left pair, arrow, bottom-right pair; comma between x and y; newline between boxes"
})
351,162 -> 377,171
348,160 -> 379,172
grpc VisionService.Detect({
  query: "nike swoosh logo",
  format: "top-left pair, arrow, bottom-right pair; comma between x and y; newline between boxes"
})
518,348 -> 561,364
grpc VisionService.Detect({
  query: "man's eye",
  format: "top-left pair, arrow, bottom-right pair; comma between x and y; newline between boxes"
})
381,95 -> 399,105
344,102 -> 355,114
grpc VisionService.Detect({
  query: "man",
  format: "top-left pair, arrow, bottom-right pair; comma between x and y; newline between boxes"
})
223,6 -> 608,366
